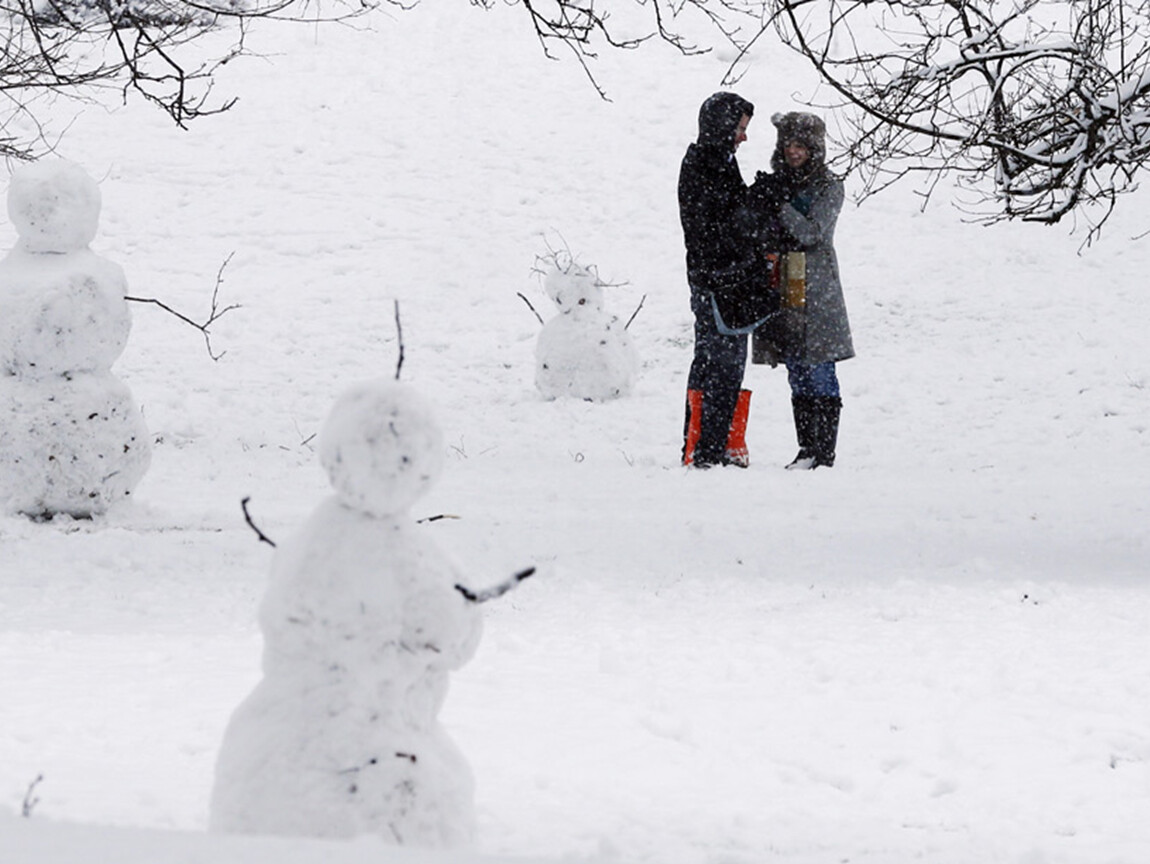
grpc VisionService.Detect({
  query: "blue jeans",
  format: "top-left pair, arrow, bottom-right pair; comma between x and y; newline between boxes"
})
786,361 -> 839,399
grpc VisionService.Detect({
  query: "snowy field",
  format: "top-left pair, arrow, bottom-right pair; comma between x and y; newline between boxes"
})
2,4 -> 1149,863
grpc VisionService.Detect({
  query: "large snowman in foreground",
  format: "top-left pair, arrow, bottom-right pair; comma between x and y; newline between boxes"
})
211,378 -> 483,846
0,160 -> 151,518
534,256 -> 638,401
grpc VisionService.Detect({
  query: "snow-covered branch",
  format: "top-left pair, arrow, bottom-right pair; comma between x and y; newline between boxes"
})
769,0 -> 1150,238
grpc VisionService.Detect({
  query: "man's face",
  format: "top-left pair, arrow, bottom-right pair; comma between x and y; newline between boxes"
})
733,115 -> 751,151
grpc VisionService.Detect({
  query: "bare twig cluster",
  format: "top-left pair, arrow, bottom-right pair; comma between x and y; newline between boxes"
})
531,234 -> 625,291
527,234 -> 645,326
1,0 -> 372,159
767,0 -> 1150,238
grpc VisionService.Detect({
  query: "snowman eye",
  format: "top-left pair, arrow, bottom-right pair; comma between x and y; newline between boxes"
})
578,298 -> 586,305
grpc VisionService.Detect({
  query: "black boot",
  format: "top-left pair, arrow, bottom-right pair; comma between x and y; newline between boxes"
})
785,396 -> 819,470
811,396 -> 842,468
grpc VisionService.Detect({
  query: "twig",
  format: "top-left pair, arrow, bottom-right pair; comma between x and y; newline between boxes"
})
22,774 -> 43,818
517,291 -> 545,325
394,299 -> 405,381
126,252 -> 239,361
416,514 -> 462,524
455,567 -> 536,603
241,496 -> 278,548
624,293 -> 647,329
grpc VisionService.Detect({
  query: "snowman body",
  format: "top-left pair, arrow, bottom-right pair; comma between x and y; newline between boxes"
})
0,160 -> 150,517
534,261 -> 638,401
211,380 -> 482,846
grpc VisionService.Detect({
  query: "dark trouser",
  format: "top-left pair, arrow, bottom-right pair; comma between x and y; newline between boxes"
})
685,287 -> 747,463
785,361 -> 842,467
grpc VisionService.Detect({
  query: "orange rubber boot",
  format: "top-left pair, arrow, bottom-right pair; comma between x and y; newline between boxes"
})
725,389 -> 752,467
682,389 -> 703,466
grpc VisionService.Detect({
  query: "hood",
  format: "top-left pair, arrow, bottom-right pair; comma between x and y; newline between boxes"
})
770,111 -> 827,174
696,92 -> 754,152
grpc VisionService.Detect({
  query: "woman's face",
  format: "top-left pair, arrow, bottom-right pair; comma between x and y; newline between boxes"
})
784,140 -> 810,169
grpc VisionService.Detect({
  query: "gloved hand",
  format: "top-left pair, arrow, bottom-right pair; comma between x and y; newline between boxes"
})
750,171 -> 795,211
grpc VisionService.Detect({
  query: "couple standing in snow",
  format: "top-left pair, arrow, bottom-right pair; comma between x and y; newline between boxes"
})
679,91 -> 854,470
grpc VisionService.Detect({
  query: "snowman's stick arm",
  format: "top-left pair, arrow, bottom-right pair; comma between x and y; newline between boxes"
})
125,253 -> 239,361
240,496 -> 278,548
393,299 -> 405,380
625,293 -> 647,330
455,567 -> 536,603
517,292 -> 545,326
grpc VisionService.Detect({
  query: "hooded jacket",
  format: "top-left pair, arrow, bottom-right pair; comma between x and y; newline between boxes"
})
677,93 -> 760,294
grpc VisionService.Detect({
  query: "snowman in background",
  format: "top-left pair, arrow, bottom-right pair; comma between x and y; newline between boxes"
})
0,159 -> 151,518
534,253 -> 639,401
211,378 -> 483,847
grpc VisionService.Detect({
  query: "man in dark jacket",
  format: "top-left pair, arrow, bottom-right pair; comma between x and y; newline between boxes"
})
678,91 -> 760,468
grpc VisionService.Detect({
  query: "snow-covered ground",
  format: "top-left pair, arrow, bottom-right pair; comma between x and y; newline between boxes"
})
2,4 -> 1148,863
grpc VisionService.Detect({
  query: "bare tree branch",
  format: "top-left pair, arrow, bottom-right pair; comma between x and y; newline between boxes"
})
1,0 -> 374,159
768,0 -> 1150,239
468,0 -> 768,99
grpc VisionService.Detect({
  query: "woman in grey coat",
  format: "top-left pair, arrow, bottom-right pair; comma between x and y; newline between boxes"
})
751,112 -> 854,468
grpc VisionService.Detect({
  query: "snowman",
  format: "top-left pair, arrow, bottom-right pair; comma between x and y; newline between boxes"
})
210,378 -> 483,847
0,159 -> 151,518
534,256 -> 639,401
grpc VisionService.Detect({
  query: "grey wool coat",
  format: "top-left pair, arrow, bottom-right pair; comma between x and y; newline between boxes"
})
777,174 -> 855,366
750,111 -> 854,367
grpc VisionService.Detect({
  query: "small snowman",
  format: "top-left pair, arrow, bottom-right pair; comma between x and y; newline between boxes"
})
0,159 -> 151,518
210,378 -> 483,847
534,254 -> 639,401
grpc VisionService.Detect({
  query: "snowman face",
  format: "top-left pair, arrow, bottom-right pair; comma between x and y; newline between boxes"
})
7,160 -> 102,253
317,380 -> 444,517
543,264 -> 605,317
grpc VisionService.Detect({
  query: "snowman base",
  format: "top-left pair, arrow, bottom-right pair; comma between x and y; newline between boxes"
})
0,374 -> 152,518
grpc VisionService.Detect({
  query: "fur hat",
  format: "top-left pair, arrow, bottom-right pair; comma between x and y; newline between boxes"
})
771,112 -> 827,171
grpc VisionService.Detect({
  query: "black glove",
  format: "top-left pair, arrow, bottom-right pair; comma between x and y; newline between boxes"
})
749,171 -> 794,212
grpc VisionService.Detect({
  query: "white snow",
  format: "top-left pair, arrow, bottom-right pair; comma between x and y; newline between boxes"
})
0,5 -> 1148,864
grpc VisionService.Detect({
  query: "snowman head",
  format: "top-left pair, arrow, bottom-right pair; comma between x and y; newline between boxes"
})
543,260 -> 605,319
7,160 -> 102,253
317,379 -> 445,518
